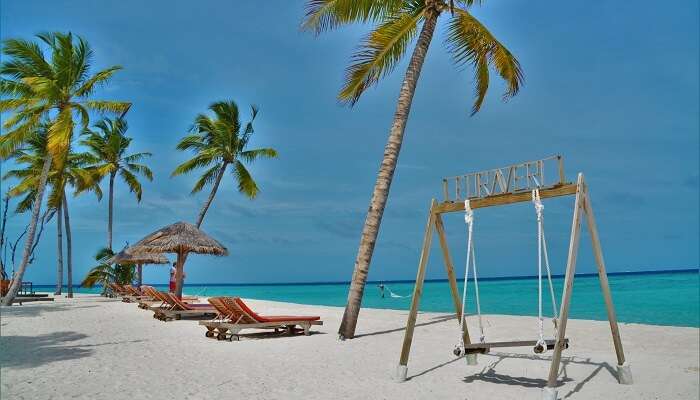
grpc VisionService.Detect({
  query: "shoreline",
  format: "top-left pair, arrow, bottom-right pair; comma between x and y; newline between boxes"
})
36,285 -> 700,329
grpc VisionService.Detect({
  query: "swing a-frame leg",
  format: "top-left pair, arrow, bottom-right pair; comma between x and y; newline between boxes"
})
544,173 -> 632,400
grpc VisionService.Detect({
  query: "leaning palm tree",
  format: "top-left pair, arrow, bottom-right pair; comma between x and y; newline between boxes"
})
172,100 -> 277,228
3,130 -> 100,297
81,117 -> 153,250
303,0 -> 524,338
0,32 -> 128,305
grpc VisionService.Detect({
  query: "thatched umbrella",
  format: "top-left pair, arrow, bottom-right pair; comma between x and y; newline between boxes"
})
133,221 -> 228,298
108,246 -> 170,287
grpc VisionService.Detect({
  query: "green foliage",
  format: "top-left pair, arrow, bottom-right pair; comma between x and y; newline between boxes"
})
2,127 -> 101,212
302,0 -> 524,112
81,247 -> 135,289
172,101 -> 277,199
0,32 -> 129,167
81,117 -> 153,202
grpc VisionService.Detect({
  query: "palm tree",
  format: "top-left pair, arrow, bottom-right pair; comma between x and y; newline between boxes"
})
81,247 -> 135,293
303,0 -> 524,338
3,130 -> 100,296
81,117 -> 153,250
172,100 -> 277,228
0,32 -> 128,305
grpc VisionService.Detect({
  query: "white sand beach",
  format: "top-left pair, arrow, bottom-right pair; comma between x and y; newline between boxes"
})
1,294 -> 698,400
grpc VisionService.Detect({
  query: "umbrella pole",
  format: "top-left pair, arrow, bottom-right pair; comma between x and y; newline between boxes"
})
175,249 -> 184,299
137,263 -> 143,288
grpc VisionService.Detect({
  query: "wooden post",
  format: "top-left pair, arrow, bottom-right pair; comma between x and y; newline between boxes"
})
546,173 -> 585,391
174,249 -> 184,299
137,263 -> 143,288
583,191 -> 628,367
557,155 -> 565,184
434,213 -> 472,346
397,200 -> 437,381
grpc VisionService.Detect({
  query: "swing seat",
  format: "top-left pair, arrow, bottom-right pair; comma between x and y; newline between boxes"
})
462,338 -> 569,354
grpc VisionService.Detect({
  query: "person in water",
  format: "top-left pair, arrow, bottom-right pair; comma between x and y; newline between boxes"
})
378,283 -> 385,298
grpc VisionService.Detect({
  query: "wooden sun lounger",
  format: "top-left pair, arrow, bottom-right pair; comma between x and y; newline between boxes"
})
107,283 -> 131,298
152,292 -> 216,321
138,286 -> 198,310
122,285 -> 153,303
199,297 -> 323,341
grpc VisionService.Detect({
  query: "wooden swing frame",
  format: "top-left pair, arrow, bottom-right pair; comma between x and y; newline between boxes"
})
396,156 -> 632,395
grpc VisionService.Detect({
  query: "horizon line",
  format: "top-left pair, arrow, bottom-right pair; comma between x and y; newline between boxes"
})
31,267 -> 699,288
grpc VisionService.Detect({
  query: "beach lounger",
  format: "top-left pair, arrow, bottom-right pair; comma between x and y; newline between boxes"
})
121,285 -> 149,303
112,283 -> 131,297
137,286 -> 197,310
153,292 -> 216,321
108,283 -> 131,298
199,297 -> 322,341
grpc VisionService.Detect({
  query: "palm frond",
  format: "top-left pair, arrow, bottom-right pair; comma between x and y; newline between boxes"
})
446,8 -> 524,114
239,148 -> 278,163
339,3 -> 425,105
232,161 -> 259,199
46,106 -> 74,162
125,162 -> 153,181
74,66 -> 122,97
191,165 -> 222,194
171,153 -> 216,177
82,100 -> 131,115
119,168 -> 143,202
122,152 -> 151,163
302,0 -> 407,34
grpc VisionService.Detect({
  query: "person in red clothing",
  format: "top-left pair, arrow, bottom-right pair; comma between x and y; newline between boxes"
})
168,264 -> 176,293
168,262 -> 186,294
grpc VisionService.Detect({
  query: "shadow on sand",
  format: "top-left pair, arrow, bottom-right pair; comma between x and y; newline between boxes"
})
0,303 -> 100,318
353,314 -> 456,339
408,350 -> 616,398
0,331 -> 148,369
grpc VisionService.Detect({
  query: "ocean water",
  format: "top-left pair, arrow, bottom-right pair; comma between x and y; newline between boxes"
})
43,270 -> 698,327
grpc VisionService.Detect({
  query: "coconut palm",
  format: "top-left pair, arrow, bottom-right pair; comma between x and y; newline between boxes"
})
81,117 -> 153,250
3,130 -> 100,297
303,0 -> 524,338
0,32 -> 129,305
81,247 -> 135,293
172,100 -> 277,228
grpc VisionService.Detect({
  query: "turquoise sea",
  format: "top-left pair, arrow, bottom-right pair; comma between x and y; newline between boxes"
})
42,269 -> 699,328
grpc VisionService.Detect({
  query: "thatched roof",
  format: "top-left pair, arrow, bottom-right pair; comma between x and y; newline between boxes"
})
108,246 -> 170,265
133,221 -> 228,256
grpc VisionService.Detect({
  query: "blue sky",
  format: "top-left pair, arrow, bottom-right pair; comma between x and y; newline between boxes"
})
1,0 -> 698,285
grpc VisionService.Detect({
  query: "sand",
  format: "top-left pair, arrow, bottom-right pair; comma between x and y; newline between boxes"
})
1,294 -> 698,400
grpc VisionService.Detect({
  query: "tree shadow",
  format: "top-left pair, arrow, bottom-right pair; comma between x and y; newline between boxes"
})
0,331 -> 147,369
0,303 -> 99,318
353,314 -> 456,339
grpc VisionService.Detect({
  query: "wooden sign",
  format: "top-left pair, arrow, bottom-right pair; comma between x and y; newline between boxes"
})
442,155 -> 567,202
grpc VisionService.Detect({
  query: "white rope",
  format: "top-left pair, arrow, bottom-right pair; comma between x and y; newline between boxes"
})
532,189 -> 559,350
458,200 -> 485,353
457,200 -> 472,349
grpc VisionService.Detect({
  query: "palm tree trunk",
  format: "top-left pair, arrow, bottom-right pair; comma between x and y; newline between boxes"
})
2,154 -> 53,306
55,205 -> 63,295
195,163 -> 228,228
63,191 -> 73,298
107,172 -> 115,250
337,7 -> 440,339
